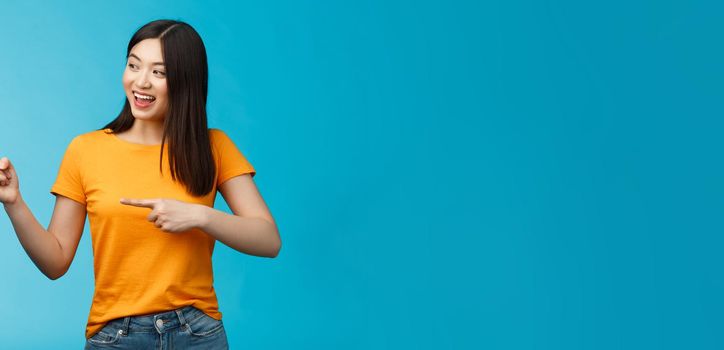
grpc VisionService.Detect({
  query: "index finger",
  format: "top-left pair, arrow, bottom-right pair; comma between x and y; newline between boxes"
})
120,198 -> 158,208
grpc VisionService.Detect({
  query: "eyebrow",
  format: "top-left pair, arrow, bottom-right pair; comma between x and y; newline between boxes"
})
128,53 -> 165,66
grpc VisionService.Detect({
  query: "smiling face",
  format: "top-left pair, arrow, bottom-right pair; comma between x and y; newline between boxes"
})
122,38 -> 169,122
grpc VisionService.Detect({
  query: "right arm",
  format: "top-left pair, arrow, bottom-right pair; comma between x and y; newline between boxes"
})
0,157 -> 86,280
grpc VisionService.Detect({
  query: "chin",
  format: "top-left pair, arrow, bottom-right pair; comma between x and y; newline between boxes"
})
128,102 -> 166,122
131,112 -> 164,122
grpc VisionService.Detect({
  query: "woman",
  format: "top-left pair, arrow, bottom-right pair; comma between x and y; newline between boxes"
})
0,19 -> 281,349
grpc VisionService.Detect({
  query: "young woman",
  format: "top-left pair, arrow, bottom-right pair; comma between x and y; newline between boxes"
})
0,19 -> 281,349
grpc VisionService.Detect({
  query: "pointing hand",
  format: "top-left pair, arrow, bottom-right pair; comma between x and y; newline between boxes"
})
120,198 -> 206,233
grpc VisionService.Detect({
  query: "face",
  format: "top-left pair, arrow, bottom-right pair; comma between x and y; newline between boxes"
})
122,38 -> 168,122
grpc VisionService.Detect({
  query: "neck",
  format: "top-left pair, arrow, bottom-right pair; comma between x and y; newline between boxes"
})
122,119 -> 165,145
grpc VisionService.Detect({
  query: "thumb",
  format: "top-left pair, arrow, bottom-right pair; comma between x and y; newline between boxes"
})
0,157 -> 13,171
0,157 -> 16,179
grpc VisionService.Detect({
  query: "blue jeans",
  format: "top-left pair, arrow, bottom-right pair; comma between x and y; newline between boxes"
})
84,306 -> 229,350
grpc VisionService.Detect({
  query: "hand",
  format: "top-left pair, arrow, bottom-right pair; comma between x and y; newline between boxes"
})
119,198 -> 207,233
0,157 -> 20,205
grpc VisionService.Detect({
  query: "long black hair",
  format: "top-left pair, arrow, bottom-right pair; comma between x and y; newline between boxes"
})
102,19 -> 215,197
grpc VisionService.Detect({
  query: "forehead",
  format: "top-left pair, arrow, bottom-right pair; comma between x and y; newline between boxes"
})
128,38 -> 164,63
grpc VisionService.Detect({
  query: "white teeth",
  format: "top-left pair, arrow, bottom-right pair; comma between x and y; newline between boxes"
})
133,92 -> 156,101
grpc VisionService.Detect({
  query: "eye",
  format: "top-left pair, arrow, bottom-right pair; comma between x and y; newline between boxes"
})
127,63 -> 138,70
153,70 -> 166,77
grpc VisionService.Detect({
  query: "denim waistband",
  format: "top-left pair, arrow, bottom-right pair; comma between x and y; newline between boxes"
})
105,306 -> 209,335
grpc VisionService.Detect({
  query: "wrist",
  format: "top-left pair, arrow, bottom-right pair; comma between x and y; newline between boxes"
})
195,204 -> 211,230
2,193 -> 23,211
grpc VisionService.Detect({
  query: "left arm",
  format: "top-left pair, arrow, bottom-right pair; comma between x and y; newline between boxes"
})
120,174 -> 281,258
200,174 -> 281,258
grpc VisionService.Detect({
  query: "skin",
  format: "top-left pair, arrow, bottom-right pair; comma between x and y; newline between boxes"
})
117,38 -> 168,145
0,38 -> 280,280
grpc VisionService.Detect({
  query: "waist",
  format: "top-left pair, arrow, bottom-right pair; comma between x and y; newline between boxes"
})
107,305 -> 212,333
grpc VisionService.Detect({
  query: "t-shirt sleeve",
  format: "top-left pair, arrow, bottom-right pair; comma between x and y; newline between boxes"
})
50,136 -> 87,205
211,129 -> 256,186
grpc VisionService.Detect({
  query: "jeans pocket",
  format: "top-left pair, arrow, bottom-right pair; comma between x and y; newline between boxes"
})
184,312 -> 225,338
87,324 -> 122,346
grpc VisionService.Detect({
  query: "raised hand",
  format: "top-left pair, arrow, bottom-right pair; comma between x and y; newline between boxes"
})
119,198 -> 207,233
0,157 -> 20,205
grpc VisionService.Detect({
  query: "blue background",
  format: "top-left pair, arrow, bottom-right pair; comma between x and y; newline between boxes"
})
0,0 -> 720,349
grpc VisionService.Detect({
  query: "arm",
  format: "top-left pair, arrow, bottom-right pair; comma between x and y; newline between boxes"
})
120,174 -> 281,258
0,158 -> 86,280
4,195 -> 86,279
199,174 -> 281,258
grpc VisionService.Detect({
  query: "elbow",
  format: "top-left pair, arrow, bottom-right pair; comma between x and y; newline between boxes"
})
42,264 -> 69,280
268,235 -> 282,258
44,269 -> 66,281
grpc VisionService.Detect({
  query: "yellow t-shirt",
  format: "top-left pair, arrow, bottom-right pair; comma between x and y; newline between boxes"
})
50,128 -> 255,339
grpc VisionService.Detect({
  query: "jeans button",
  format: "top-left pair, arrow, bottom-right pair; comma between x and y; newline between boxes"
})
156,319 -> 164,328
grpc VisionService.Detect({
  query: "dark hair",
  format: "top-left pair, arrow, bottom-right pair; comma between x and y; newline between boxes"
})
102,19 -> 215,197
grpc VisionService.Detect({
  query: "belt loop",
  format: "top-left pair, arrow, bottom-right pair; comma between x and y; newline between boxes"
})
175,308 -> 187,326
120,317 -> 131,336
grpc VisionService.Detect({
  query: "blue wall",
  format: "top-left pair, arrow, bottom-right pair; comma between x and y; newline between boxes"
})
0,0 -> 720,349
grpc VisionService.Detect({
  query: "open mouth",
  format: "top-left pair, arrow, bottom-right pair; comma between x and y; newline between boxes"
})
133,91 -> 156,107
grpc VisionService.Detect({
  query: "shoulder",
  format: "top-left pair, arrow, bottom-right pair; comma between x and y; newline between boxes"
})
208,128 -> 237,149
65,129 -> 108,149
208,128 -> 230,143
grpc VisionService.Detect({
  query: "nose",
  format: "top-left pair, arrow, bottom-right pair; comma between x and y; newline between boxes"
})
134,71 -> 152,89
